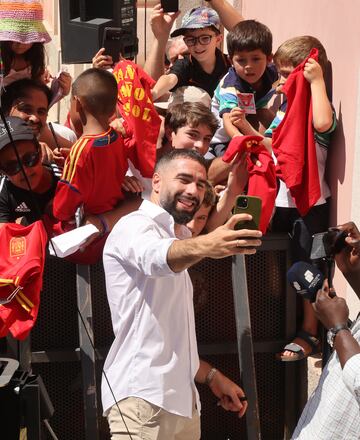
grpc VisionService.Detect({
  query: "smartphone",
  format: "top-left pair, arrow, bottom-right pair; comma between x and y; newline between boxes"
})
161,0 -> 179,13
233,195 -> 262,230
102,27 -> 138,63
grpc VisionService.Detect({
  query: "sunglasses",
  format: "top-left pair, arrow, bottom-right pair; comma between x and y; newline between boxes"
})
183,35 -> 214,47
0,149 -> 40,176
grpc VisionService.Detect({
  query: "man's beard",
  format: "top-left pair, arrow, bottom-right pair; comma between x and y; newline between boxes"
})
161,192 -> 200,225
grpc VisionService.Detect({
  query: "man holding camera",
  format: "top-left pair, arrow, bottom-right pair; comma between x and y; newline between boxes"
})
292,222 -> 360,439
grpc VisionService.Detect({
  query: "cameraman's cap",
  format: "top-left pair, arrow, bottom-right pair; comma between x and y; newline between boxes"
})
171,7 -> 220,38
0,116 -> 34,152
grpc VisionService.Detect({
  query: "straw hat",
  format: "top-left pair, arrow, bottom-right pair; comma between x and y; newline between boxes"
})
0,0 -> 51,44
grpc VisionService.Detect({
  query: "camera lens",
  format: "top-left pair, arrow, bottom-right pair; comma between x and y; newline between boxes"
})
237,197 -> 248,209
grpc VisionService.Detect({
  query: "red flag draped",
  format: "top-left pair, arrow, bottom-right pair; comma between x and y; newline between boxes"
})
223,135 -> 277,233
112,60 -> 160,178
272,48 -> 321,216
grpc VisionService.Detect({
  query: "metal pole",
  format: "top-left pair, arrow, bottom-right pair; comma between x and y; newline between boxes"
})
76,264 -> 99,440
232,254 -> 262,439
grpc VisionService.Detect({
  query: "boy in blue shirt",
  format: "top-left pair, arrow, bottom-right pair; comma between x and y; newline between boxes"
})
209,20 -> 278,157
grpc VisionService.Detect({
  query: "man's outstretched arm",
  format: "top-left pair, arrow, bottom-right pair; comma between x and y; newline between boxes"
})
167,213 -> 262,272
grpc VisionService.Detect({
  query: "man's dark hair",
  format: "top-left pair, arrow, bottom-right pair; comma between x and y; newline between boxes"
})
72,68 -> 118,118
165,102 -> 219,136
155,148 -> 208,173
226,20 -> 272,57
1,78 -> 52,115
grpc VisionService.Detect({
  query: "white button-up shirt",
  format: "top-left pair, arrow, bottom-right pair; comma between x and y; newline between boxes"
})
101,200 -> 200,417
292,316 -> 360,439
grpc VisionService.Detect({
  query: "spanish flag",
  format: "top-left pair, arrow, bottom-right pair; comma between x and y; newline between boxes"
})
112,60 -> 160,178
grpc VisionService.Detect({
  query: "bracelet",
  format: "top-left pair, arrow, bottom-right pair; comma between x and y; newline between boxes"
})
205,367 -> 218,385
95,214 -> 109,236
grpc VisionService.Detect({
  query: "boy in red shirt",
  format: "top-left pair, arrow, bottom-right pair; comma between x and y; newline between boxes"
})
52,68 -> 146,261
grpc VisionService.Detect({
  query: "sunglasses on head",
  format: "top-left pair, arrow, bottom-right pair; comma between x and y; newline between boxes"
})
0,149 -> 41,176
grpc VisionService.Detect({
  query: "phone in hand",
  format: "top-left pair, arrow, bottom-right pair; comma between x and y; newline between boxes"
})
233,195 -> 262,230
102,27 -> 138,64
161,0 -> 179,13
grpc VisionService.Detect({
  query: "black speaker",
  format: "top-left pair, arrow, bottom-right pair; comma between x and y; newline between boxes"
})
59,0 -> 137,64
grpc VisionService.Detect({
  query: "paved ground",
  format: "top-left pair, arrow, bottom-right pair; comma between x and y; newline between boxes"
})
307,353 -> 322,396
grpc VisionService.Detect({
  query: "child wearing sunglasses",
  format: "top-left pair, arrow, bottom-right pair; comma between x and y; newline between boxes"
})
0,116 -> 61,225
151,7 -> 230,100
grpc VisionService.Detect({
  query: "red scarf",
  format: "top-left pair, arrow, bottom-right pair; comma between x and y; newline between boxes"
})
222,135 -> 277,233
0,221 -> 47,340
272,48 -> 320,216
113,60 -> 160,178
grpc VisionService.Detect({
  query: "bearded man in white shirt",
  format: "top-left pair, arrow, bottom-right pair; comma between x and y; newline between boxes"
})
101,149 -> 262,440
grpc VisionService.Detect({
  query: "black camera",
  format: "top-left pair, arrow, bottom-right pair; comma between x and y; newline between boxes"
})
311,227 -> 348,261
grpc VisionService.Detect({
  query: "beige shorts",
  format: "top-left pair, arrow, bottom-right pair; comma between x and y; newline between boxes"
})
107,396 -> 200,440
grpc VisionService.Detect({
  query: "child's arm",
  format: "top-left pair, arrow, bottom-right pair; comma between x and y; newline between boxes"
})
82,194 -> 142,248
91,195 -> 142,232
143,4 -> 180,80
208,157 -> 233,185
53,175 -> 85,222
151,73 -> 179,101
122,175 -> 144,193
228,108 -> 273,153
223,112 -> 243,138
52,146 -> 91,222
206,155 -> 248,231
304,58 -> 333,133
208,0 -> 244,31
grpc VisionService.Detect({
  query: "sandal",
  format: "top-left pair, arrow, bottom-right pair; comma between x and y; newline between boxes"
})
276,330 -> 320,362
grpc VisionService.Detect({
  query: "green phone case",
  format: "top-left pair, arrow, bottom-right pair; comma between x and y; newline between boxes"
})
233,195 -> 262,230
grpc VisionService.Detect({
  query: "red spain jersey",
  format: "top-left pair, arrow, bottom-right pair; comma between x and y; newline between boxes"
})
53,127 -> 131,221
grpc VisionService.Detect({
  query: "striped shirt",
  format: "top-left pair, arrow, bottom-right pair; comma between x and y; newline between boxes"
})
53,127 -> 133,221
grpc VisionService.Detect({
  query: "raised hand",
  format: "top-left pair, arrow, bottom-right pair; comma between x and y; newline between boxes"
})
150,3 -> 180,41
92,48 -> 113,70
303,58 -> 323,84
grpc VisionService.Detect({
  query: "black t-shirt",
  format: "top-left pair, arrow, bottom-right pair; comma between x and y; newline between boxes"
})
169,48 -> 230,97
0,163 -> 61,224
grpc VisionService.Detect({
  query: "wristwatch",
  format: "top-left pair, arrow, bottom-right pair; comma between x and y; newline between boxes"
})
327,323 -> 350,347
